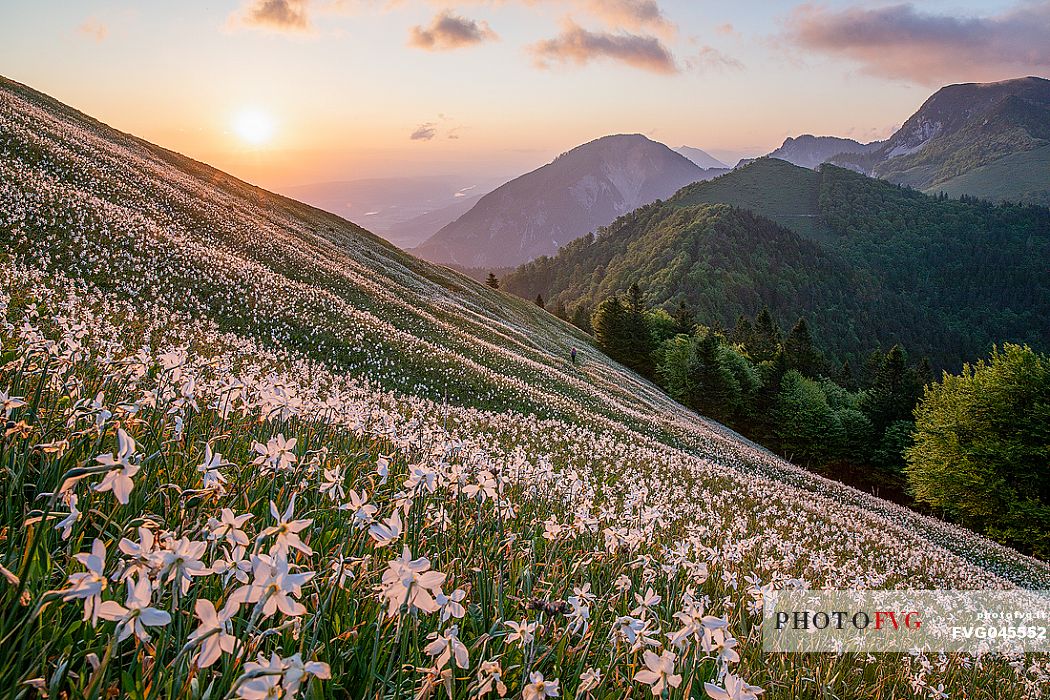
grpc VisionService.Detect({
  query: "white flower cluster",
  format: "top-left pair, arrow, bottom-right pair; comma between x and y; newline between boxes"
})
1,77 -> 1048,698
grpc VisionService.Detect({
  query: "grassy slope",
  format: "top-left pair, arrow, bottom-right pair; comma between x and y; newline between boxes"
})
669,159 -> 833,241
930,144 -> 1050,206
3,75 -> 1050,697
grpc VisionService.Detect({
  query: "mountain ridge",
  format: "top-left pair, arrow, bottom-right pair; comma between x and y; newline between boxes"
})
831,76 -> 1050,204
503,158 -> 1050,369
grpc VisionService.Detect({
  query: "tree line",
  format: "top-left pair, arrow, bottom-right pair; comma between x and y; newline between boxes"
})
577,284 -> 1048,557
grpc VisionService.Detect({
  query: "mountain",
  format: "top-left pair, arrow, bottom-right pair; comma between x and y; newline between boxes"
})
3,75 -> 1049,698
831,76 -> 1050,205
503,158 -> 1050,369
413,134 -> 718,268
675,145 -> 729,169
763,134 -> 879,169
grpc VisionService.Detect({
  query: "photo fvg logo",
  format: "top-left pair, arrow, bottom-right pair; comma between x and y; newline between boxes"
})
774,610 -> 923,632
763,590 -> 1050,654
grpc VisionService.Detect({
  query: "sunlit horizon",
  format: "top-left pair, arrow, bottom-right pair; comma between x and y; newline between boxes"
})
2,1 -> 1047,191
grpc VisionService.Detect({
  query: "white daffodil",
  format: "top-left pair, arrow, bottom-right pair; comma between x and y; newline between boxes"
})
476,660 -> 507,697
54,492 -> 80,540
61,538 -> 109,626
523,672 -> 559,700
0,389 -> 26,418
319,466 -> 345,501
704,673 -> 765,700
368,510 -> 402,547
376,454 -> 391,485
436,587 -> 467,622
504,619 -> 537,646
156,536 -> 210,594
227,553 -> 314,619
634,649 -> 682,696
187,598 -> 238,668
425,624 -> 469,670
207,508 -> 253,548
577,667 -> 602,695
97,576 -> 171,643
566,596 -> 590,635
339,489 -> 377,528
197,442 -> 229,491
261,495 -> 313,557
93,427 -> 139,504
379,546 -> 445,617
252,434 -> 298,472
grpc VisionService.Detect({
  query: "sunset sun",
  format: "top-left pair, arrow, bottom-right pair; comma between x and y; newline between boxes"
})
232,108 -> 275,145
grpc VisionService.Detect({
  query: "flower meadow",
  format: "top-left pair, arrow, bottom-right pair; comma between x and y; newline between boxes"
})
2,77 -> 1050,699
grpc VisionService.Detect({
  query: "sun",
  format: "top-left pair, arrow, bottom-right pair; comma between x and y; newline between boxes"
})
233,108 -> 275,146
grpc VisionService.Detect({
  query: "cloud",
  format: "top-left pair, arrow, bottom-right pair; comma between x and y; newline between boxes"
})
423,0 -> 673,33
409,11 -> 497,50
78,17 -> 109,42
410,123 -> 437,140
529,19 -> 677,74
574,0 -> 672,34
784,2 -> 1050,85
233,0 -> 311,32
686,45 -> 742,72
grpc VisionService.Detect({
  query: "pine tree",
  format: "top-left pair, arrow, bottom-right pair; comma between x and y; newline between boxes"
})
861,345 -> 919,433
591,296 -> 629,364
534,294 -> 545,309
784,318 -> 823,378
571,304 -> 592,333
688,330 -> 738,422
836,359 -> 856,391
485,273 -> 500,289
672,301 -> 695,336
731,315 -> 754,348
751,308 -> 782,362
626,283 -> 645,316
622,283 -> 655,373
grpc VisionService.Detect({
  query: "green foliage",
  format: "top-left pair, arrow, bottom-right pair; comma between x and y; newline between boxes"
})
906,344 -> 1050,556
672,300 -> 695,336
860,345 -> 924,436
485,272 -> 500,289
775,370 -> 841,466
591,296 -> 629,364
783,318 -> 823,378
646,308 -> 679,345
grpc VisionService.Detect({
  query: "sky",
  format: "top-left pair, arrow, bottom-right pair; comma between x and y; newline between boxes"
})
2,0 -> 1048,191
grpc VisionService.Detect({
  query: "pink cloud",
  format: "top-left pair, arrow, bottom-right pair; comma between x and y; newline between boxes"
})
234,0 -> 311,32
784,2 -> 1050,85
529,19 -> 677,74
78,17 -> 109,42
409,11 -> 497,50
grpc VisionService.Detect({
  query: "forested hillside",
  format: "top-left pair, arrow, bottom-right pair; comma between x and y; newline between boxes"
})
503,160 -> 1050,369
